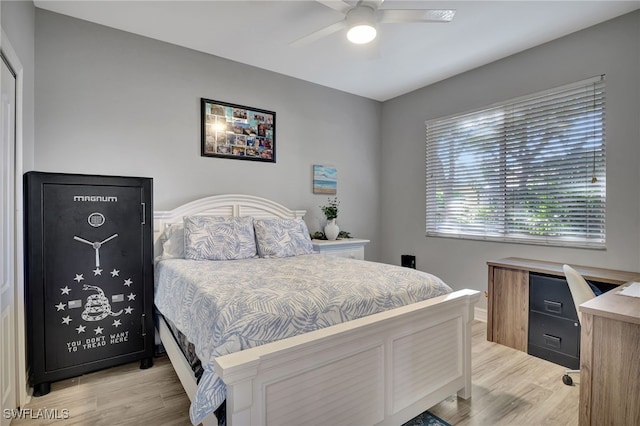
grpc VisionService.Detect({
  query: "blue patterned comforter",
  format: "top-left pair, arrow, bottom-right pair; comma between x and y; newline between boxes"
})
154,254 -> 452,425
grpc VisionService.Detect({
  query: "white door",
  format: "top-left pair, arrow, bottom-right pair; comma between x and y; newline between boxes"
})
1,52 -> 17,426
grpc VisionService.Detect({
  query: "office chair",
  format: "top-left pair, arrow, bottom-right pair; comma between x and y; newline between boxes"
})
561,264 -> 597,386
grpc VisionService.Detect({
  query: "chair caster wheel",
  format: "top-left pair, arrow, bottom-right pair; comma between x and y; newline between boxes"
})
562,374 -> 573,386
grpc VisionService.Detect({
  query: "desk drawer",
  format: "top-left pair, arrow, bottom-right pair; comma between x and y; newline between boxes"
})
529,342 -> 580,370
528,311 -> 580,361
529,273 -> 578,321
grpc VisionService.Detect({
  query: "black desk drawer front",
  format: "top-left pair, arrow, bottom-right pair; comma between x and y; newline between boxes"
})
528,309 -> 580,369
528,342 -> 580,370
528,311 -> 580,356
529,273 -> 578,321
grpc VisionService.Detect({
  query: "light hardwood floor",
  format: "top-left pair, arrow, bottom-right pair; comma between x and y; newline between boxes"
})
11,356 -> 191,426
429,321 -> 579,426
12,321 -> 578,425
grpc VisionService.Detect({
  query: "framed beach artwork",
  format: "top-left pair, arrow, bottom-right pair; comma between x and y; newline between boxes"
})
201,98 -> 275,162
313,165 -> 337,195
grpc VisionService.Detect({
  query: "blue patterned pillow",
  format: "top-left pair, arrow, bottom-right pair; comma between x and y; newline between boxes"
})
183,216 -> 257,260
254,218 -> 314,258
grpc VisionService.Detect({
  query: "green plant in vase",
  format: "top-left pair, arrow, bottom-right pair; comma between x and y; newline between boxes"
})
320,197 -> 339,220
320,197 -> 340,240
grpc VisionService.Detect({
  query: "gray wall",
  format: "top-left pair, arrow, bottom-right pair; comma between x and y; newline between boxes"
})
2,0 -> 35,172
380,11 -> 640,306
33,7 -> 640,300
34,10 -> 382,260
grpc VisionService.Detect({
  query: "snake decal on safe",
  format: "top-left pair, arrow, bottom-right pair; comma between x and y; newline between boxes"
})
54,223 -> 137,337
81,284 -> 123,321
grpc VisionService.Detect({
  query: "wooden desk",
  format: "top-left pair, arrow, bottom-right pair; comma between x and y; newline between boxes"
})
487,257 -> 640,352
579,286 -> 640,425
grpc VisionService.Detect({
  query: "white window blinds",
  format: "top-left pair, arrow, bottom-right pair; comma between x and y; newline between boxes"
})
425,76 -> 606,248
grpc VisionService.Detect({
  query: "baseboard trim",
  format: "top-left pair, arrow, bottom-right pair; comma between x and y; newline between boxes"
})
474,307 -> 487,323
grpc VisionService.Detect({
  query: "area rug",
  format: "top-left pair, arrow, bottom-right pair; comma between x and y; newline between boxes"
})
401,410 -> 452,426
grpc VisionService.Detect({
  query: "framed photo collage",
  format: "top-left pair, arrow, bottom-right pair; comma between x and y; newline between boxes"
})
201,98 -> 275,163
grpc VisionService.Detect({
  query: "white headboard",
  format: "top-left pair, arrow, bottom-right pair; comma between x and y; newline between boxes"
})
153,194 -> 306,258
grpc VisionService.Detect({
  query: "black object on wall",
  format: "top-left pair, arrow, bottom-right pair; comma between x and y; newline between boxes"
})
24,172 -> 154,396
401,255 -> 416,269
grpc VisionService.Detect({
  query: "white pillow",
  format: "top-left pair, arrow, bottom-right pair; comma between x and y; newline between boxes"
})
158,223 -> 185,259
254,218 -> 314,258
183,216 -> 257,261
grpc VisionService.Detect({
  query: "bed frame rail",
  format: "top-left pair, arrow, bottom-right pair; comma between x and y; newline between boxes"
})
215,289 -> 480,426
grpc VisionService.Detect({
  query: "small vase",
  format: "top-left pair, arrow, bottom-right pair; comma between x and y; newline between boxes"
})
324,218 -> 340,240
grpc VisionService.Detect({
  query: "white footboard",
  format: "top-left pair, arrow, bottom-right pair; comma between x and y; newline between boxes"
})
215,289 -> 480,426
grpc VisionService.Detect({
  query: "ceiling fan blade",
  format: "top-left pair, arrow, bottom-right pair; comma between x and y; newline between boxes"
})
379,9 -> 456,24
361,0 -> 386,9
290,20 -> 348,47
315,0 -> 353,15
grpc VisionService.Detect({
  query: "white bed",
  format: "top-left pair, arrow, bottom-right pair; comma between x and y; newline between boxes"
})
153,194 -> 480,426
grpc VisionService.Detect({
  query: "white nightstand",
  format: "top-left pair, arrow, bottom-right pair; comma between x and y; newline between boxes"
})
311,238 -> 370,260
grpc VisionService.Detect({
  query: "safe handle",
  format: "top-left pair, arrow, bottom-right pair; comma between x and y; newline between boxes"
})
140,313 -> 147,337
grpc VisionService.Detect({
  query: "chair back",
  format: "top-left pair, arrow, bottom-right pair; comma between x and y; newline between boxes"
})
562,264 -> 596,324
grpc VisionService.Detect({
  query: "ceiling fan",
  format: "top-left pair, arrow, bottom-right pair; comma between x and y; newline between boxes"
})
291,0 -> 455,46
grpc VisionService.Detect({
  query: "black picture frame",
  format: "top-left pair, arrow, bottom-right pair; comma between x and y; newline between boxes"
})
201,98 -> 276,163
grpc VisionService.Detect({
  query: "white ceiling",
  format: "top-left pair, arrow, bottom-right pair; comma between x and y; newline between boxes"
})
34,0 -> 640,101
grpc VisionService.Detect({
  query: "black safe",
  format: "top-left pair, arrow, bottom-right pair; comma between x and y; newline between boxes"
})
24,172 -> 154,396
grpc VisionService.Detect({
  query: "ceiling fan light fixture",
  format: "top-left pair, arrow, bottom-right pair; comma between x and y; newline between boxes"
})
347,24 -> 377,44
346,5 -> 377,44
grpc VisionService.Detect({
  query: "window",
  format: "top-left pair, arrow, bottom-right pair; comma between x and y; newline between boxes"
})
425,76 -> 606,248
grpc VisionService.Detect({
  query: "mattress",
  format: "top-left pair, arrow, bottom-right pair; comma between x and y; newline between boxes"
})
154,254 -> 452,424
159,314 -> 226,424
161,315 -> 204,382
